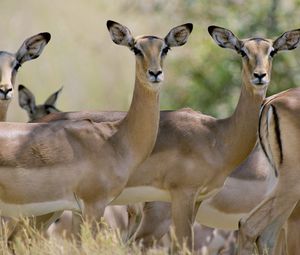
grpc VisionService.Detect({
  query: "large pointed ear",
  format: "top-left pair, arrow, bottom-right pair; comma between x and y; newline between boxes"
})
164,23 -> 193,47
273,29 -> 300,51
18,85 -> 36,115
44,87 -> 63,106
106,20 -> 134,48
208,26 -> 242,52
16,32 -> 51,64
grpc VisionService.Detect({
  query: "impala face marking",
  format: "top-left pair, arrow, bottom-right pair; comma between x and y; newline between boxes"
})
107,21 -> 193,89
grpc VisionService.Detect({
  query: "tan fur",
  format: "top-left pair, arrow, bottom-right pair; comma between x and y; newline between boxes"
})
34,26 -> 279,249
0,21 -> 192,242
238,86 -> 300,254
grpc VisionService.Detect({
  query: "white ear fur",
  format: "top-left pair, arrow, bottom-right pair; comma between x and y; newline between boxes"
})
208,26 -> 241,52
16,32 -> 51,64
165,23 -> 193,47
18,85 -> 36,115
273,29 -> 300,51
107,20 -> 134,48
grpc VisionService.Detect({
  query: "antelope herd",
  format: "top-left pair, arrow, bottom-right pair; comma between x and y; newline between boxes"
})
0,20 -> 299,255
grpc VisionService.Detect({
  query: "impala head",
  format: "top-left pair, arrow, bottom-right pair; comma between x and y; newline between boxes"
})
208,26 -> 300,93
18,84 -> 62,121
107,20 -> 193,89
0,32 -> 50,102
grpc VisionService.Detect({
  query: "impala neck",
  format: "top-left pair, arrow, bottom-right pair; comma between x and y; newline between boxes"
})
116,68 -> 160,173
0,100 -> 10,121
218,69 -> 267,171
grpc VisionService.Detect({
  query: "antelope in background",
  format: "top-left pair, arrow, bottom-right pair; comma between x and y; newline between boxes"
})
18,84 -> 63,122
0,20 -> 193,244
31,25 -> 292,251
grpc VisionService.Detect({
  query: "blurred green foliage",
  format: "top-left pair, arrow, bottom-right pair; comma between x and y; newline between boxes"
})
0,0 -> 299,121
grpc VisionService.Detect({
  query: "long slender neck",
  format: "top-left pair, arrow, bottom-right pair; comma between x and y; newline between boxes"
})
0,101 -> 10,121
217,69 -> 266,171
115,66 -> 160,172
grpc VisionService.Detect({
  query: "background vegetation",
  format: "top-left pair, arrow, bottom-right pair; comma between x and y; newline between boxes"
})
0,0 -> 300,120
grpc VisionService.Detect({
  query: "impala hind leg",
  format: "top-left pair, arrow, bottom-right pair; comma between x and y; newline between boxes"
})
134,202 -> 172,247
238,187 -> 297,255
256,205 -> 295,255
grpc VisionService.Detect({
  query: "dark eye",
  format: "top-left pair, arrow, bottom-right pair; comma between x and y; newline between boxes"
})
240,49 -> 247,58
162,47 -> 170,56
14,62 -> 21,71
270,49 -> 277,58
132,47 -> 143,56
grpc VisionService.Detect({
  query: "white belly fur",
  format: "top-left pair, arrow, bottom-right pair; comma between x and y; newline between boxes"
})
0,199 -> 81,218
110,186 -> 171,205
196,199 -> 245,230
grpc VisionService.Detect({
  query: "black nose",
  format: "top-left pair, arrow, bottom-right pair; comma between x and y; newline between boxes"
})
0,88 -> 12,99
148,70 -> 162,78
253,73 -> 266,79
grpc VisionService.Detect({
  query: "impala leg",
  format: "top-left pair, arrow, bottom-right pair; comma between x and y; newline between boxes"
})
238,186 -> 297,255
256,204 -> 295,255
82,200 -> 107,237
134,202 -> 172,247
170,189 -> 198,251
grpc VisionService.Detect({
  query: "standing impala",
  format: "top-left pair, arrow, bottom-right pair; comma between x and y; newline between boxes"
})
0,32 -> 50,121
238,83 -> 300,253
0,20 -> 193,240
33,26 -> 290,250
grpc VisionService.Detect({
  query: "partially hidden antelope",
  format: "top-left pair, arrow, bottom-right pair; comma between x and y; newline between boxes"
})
18,84 -> 62,122
32,25 -> 294,250
0,20 -> 193,241
0,32 -> 50,121
238,83 -> 300,253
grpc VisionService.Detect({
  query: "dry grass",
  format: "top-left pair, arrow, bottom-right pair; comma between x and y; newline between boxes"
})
0,219 -> 192,255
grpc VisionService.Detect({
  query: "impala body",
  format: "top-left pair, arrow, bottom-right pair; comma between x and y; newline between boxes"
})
0,20 -> 193,241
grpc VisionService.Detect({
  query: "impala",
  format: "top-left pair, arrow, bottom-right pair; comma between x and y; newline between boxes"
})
33,25 -> 289,249
0,32 -> 50,121
238,83 -> 300,254
18,84 -> 136,241
0,20 -> 193,241
18,84 -> 63,121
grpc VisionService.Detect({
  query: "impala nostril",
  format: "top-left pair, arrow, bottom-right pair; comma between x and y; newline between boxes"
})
254,73 -> 267,79
148,70 -> 162,77
148,70 -> 155,76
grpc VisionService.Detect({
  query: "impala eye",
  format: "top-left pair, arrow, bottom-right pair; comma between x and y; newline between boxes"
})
132,47 -> 143,56
270,49 -> 277,58
240,49 -> 247,58
162,46 -> 170,56
14,62 -> 21,71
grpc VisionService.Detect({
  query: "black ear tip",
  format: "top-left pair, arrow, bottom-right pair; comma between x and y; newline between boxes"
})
186,23 -> 193,32
208,26 -> 218,36
107,20 -> 116,29
39,32 -> 51,43
18,84 -> 25,91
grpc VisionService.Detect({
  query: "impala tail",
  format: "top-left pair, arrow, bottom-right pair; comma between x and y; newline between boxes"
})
259,101 -> 283,177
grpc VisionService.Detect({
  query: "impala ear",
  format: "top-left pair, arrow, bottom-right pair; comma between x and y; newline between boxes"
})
18,85 -> 36,115
208,25 -> 242,52
107,20 -> 135,48
16,32 -> 51,64
273,29 -> 300,51
44,87 -> 63,107
164,23 -> 193,47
